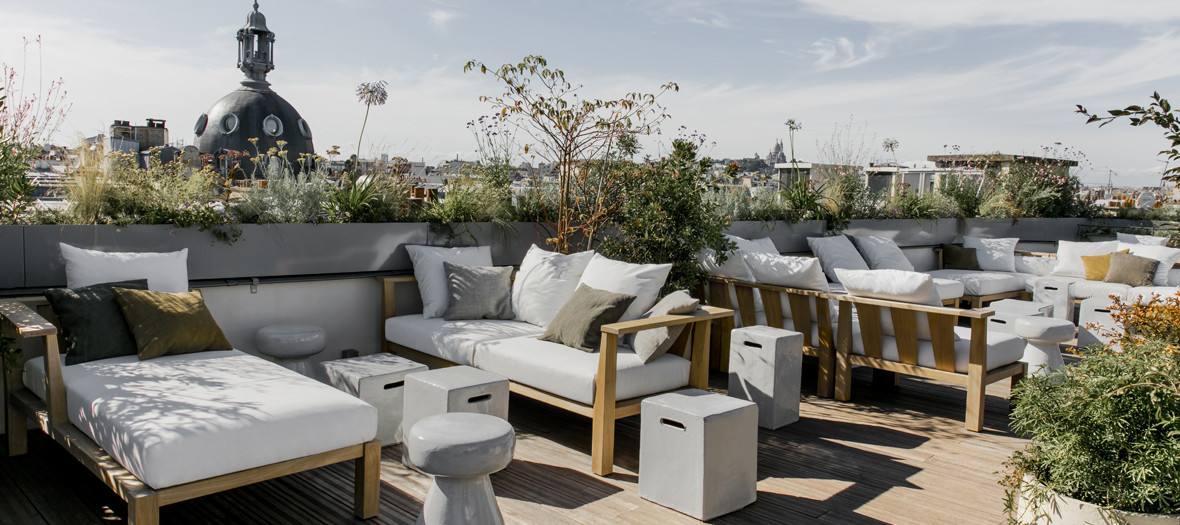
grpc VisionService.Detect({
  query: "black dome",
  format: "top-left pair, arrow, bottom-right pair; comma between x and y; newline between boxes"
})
193,85 -> 314,176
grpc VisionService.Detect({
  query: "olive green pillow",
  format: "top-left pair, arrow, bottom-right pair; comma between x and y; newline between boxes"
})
112,288 -> 233,360
1102,252 -> 1159,287
941,244 -> 982,271
43,279 -> 149,365
539,284 -> 635,352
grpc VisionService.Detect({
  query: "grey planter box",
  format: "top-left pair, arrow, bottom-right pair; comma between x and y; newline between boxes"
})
725,221 -> 826,254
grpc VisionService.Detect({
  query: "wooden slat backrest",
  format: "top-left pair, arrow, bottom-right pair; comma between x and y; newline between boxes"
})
759,288 -> 784,329
928,312 -> 959,372
815,296 -> 834,352
890,308 -> 919,365
855,303 -> 884,360
787,293 -> 813,347
734,284 -> 758,328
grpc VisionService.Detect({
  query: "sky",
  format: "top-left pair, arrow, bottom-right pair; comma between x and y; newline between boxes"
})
2,0 -> 1180,187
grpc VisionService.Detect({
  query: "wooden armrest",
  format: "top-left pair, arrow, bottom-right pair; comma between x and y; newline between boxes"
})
705,276 -> 831,298
601,306 -> 732,336
0,301 -> 57,337
829,294 -> 994,319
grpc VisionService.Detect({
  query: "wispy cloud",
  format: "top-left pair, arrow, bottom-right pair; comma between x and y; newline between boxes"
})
428,9 -> 454,29
810,36 -> 886,70
795,0 -> 1180,29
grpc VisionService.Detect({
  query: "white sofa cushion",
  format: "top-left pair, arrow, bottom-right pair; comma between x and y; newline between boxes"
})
60,243 -> 189,293
847,324 -> 1026,374
963,236 -> 1019,272
406,245 -> 493,319
835,269 -> 941,306
512,245 -> 595,327
1015,255 -> 1056,276
1069,279 -> 1132,301
744,252 -> 829,291
577,254 -> 671,323
385,314 -> 543,366
697,248 -> 754,281
1117,232 -> 1170,245
1052,241 -> 1119,278
1130,286 -> 1180,303
1119,243 -> 1180,286
807,235 -> 869,283
29,350 -> 376,489
925,269 -> 1027,296
725,234 -> 778,255
829,278 -> 964,302
472,336 -> 690,405
851,235 -> 914,271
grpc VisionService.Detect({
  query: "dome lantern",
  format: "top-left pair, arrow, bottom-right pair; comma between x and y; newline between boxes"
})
237,2 -> 275,88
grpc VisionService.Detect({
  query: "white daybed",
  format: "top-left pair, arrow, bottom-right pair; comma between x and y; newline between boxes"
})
2,301 -> 381,525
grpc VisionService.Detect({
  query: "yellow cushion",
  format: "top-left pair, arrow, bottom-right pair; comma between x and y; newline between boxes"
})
113,288 -> 233,360
1081,249 -> 1130,280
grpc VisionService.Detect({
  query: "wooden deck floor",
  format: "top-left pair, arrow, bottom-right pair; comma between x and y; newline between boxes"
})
0,365 -> 1027,524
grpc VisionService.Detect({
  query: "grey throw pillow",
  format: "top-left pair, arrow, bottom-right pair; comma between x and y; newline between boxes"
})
631,290 -> 700,364
43,279 -> 149,365
442,262 -> 514,320
941,244 -> 982,271
539,284 -> 635,352
1103,252 -> 1159,287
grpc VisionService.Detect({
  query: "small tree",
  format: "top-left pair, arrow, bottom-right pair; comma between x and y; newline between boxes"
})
464,55 -> 678,253
1078,92 -> 1180,182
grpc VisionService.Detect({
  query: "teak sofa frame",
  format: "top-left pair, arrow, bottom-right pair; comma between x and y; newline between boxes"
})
704,276 -> 837,397
829,294 -> 1027,431
378,275 -> 732,477
1,301 -> 381,525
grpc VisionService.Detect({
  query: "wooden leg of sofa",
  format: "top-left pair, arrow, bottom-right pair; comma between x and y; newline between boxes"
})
815,348 -> 834,398
6,408 -> 26,456
834,302 -> 853,402
127,492 -> 160,525
965,318 -> 988,432
592,333 -> 619,476
354,440 -> 381,519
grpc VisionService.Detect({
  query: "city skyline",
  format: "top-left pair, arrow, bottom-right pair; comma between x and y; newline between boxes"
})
3,0 -> 1179,187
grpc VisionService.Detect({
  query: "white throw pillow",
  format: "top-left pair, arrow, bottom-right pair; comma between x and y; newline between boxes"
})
851,235 -> 914,271
744,252 -> 829,291
1052,241 -> 1119,278
834,268 -> 942,306
725,234 -> 778,255
806,235 -> 869,283
1119,243 -> 1180,286
406,245 -> 493,319
60,243 -> 189,293
963,236 -> 1018,272
696,248 -> 755,281
577,253 -> 672,323
512,245 -> 595,327
1116,232 -> 1170,246
1014,255 -> 1056,276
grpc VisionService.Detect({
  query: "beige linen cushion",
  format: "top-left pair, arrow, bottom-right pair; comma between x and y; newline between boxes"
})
631,290 -> 700,364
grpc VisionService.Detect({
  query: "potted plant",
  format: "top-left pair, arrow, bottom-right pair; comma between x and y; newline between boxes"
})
1002,292 -> 1180,524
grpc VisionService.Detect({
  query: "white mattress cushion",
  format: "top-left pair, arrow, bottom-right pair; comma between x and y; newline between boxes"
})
830,280 -> 963,302
21,354 -> 49,402
41,350 -> 376,489
1068,280 -> 1132,301
472,336 -> 690,405
1130,286 -> 1180,303
385,314 -> 543,366
925,269 -> 1026,296
848,324 -> 1026,374
1015,255 -> 1056,276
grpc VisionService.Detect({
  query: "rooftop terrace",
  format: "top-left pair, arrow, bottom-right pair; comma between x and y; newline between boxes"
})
2,365 -> 1024,524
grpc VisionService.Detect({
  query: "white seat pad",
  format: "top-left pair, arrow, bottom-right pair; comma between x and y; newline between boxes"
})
847,324 -> 1025,374
33,350 -> 376,489
831,279 -> 964,301
472,336 -> 689,406
926,270 -> 1026,296
1130,286 -> 1180,303
1068,280 -> 1131,301
385,315 -> 544,366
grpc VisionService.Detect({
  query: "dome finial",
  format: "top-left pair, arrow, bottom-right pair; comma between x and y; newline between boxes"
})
253,1 -> 259,10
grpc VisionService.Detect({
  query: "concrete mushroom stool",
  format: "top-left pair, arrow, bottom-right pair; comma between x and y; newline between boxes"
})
254,323 -> 326,377
406,412 -> 515,525
1014,316 -> 1074,377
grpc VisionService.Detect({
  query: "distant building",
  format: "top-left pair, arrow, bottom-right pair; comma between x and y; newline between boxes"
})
926,153 -> 1078,178
767,139 -> 787,166
104,119 -> 176,167
773,161 -> 861,188
864,164 -> 949,196
193,2 -> 314,177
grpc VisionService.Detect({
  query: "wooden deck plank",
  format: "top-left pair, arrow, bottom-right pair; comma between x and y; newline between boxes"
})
0,365 -> 1025,524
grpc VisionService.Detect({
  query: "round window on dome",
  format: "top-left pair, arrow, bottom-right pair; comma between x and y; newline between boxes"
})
298,119 -> 313,139
263,114 -> 283,137
194,114 -> 208,136
219,113 -> 240,135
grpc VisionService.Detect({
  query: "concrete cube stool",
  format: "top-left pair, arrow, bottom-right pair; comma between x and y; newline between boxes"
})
640,389 -> 757,520
405,412 -> 515,525
322,353 -> 427,446
1032,279 -> 1074,321
1077,296 -> 1117,348
254,323 -> 326,377
1014,316 -> 1075,377
988,299 -> 1053,334
402,366 -> 509,467
728,325 -> 803,429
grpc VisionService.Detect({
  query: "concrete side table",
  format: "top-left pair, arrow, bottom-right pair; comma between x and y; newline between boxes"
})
254,323 -> 326,377
640,389 -> 757,521
728,325 -> 803,429
402,366 -> 510,468
1014,316 -> 1074,376
1076,296 -> 1117,348
988,299 -> 1053,335
405,412 -> 515,525
1032,278 -> 1074,321
322,353 -> 428,446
